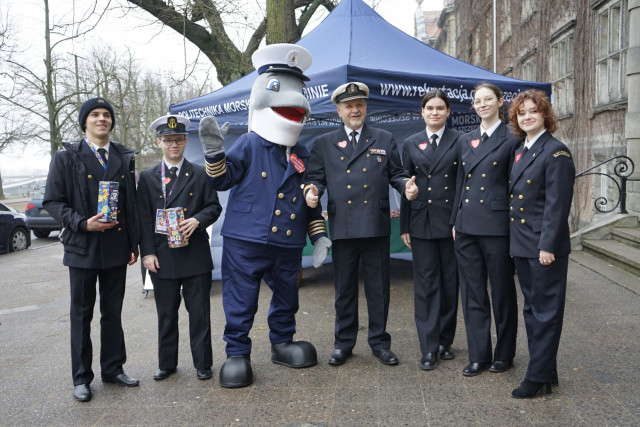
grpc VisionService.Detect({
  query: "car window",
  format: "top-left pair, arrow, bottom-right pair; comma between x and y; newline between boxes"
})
0,202 -> 9,212
33,187 -> 46,200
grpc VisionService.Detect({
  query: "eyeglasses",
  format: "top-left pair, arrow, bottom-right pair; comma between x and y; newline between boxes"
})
161,137 -> 187,146
472,97 -> 498,106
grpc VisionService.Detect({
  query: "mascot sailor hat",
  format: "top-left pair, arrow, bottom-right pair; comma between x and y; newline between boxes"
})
249,44 -> 312,147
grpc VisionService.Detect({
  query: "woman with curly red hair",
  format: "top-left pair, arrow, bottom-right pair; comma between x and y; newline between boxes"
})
507,89 -> 575,398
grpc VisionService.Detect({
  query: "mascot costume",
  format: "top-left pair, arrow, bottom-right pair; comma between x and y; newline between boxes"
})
199,44 -> 331,388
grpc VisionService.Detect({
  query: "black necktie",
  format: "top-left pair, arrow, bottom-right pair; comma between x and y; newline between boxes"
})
98,148 -> 108,165
350,131 -> 358,149
522,146 -> 529,156
481,133 -> 489,144
430,134 -> 438,152
166,166 -> 178,194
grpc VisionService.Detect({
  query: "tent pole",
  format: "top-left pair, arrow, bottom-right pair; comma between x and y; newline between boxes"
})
493,0 -> 497,73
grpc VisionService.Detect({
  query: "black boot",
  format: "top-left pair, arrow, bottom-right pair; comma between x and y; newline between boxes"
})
271,341 -> 317,368
511,379 -> 552,399
219,355 -> 254,388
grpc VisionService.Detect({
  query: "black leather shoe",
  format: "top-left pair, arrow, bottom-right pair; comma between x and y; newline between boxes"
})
462,362 -> 488,376
438,345 -> 455,360
102,373 -> 140,387
419,353 -> 438,370
73,384 -> 91,402
271,341 -> 317,368
219,355 -> 253,388
328,348 -> 352,366
511,379 -> 552,399
153,368 -> 176,380
197,368 -> 213,380
489,359 -> 513,373
372,349 -> 399,366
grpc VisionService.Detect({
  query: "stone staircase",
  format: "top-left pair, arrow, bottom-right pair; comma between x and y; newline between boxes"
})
570,213 -> 640,295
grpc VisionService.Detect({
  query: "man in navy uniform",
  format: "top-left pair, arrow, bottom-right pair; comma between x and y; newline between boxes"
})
137,114 -> 222,382
305,82 -> 418,366
44,97 -> 140,402
199,43 -> 331,388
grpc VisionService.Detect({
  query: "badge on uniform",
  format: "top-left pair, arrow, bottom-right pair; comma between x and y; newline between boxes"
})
289,153 -> 305,173
369,148 -> 386,156
470,139 -> 480,148
163,176 -> 172,185
155,209 -> 168,234
419,142 -> 428,151
515,153 -> 522,163
338,140 -> 347,149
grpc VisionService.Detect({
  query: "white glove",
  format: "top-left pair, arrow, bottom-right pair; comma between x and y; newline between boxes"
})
312,236 -> 332,268
199,116 -> 229,157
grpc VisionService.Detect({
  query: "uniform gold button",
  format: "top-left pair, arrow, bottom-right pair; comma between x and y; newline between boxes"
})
415,166 -> 419,170
278,193 -> 285,199
427,187 -> 432,191
444,174 -> 448,178
272,226 -> 278,233
185,173 -> 189,177
189,192 -> 193,196
262,172 -> 267,178
510,206 -> 513,210
347,169 -> 351,174
480,200 -> 484,204
286,230 -> 292,236
363,185 -> 368,189
300,184 -> 304,189
527,180 -> 532,184
88,175 -> 93,179
520,208 -> 524,212
445,199 -> 449,203
444,186 -> 448,190
521,219 -> 526,224
464,199 -> 469,203
159,195 -> 163,198
510,194 -> 514,199
184,208 -> 188,212
363,201 -> 368,205
454,162 -> 458,165
340,157 -> 345,161
482,174 -> 486,178
428,175 -> 432,179
347,185 -> 351,189
462,162 -> 466,166
518,195 -> 523,199
348,200 -> 352,205
465,186 -> 470,191
362,168 -> 367,172
290,214 -> 296,220
480,187 -> 485,191
493,162 -> 498,166
428,200 -> 432,204
121,175 -> 125,179
275,210 -> 281,216
366,154 -> 370,158
511,218 -> 514,222
118,227 -> 122,231
467,173 -> 472,178
292,197 -> 297,203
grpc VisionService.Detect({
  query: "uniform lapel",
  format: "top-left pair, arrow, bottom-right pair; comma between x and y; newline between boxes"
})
333,128 -> 353,158
429,128 -> 454,173
509,132 -> 549,191
466,123 -> 506,171
414,130 -> 435,165
282,144 -> 308,184
103,144 -> 122,181
79,141 -> 108,179
350,124 -> 375,162
166,159 -> 192,205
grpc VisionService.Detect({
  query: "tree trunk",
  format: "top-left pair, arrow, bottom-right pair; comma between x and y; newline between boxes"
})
267,0 -> 299,44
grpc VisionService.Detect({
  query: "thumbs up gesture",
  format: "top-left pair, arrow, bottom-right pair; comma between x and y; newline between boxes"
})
305,184 -> 319,208
404,176 -> 418,200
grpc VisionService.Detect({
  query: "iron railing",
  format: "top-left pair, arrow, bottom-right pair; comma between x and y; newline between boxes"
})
575,155 -> 635,214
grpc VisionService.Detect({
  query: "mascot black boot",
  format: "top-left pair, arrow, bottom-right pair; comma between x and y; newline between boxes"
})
271,341 -> 318,368
219,355 -> 254,388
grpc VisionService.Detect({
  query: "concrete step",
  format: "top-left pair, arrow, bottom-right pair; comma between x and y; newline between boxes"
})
611,227 -> 640,249
570,250 -> 640,295
582,238 -> 640,277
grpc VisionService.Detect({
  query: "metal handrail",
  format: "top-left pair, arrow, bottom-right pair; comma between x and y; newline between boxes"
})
575,155 -> 634,214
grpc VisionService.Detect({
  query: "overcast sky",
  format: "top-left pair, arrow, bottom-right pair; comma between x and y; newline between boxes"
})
1,0 -> 444,177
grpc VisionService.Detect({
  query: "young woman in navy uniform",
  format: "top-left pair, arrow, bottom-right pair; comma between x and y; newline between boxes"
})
451,83 -> 519,377
507,90 -> 575,398
400,89 -> 462,370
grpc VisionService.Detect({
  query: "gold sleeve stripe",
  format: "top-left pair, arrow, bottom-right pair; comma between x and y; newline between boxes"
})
303,184 -> 313,195
553,151 -> 571,158
206,163 -> 227,178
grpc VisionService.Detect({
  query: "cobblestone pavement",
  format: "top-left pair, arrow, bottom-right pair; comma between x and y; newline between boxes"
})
0,241 -> 638,426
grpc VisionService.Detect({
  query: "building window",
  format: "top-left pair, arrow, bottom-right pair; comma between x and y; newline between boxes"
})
521,55 -> 536,82
521,0 -> 535,20
501,0 -> 511,42
551,31 -> 574,116
595,0 -> 629,106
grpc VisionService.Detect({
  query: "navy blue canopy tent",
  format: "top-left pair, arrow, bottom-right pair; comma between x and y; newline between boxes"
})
169,0 -> 550,278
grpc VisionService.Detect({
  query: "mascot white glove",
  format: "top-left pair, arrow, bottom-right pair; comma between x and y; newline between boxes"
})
312,236 -> 332,268
199,116 -> 230,157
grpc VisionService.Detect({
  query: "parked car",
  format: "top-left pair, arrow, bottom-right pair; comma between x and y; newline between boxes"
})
0,201 -> 31,254
25,186 -> 61,238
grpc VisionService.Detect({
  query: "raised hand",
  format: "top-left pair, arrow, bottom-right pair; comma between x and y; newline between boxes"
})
199,116 -> 230,157
404,176 -> 418,200
305,184 -> 319,208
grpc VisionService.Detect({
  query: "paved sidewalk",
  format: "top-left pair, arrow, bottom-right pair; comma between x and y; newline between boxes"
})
0,241 -> 638,426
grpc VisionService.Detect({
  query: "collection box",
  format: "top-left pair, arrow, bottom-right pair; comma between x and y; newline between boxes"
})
97,181 -> 119,223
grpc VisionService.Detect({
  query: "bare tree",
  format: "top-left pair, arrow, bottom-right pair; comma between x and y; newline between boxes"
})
123,0 -> 336,85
